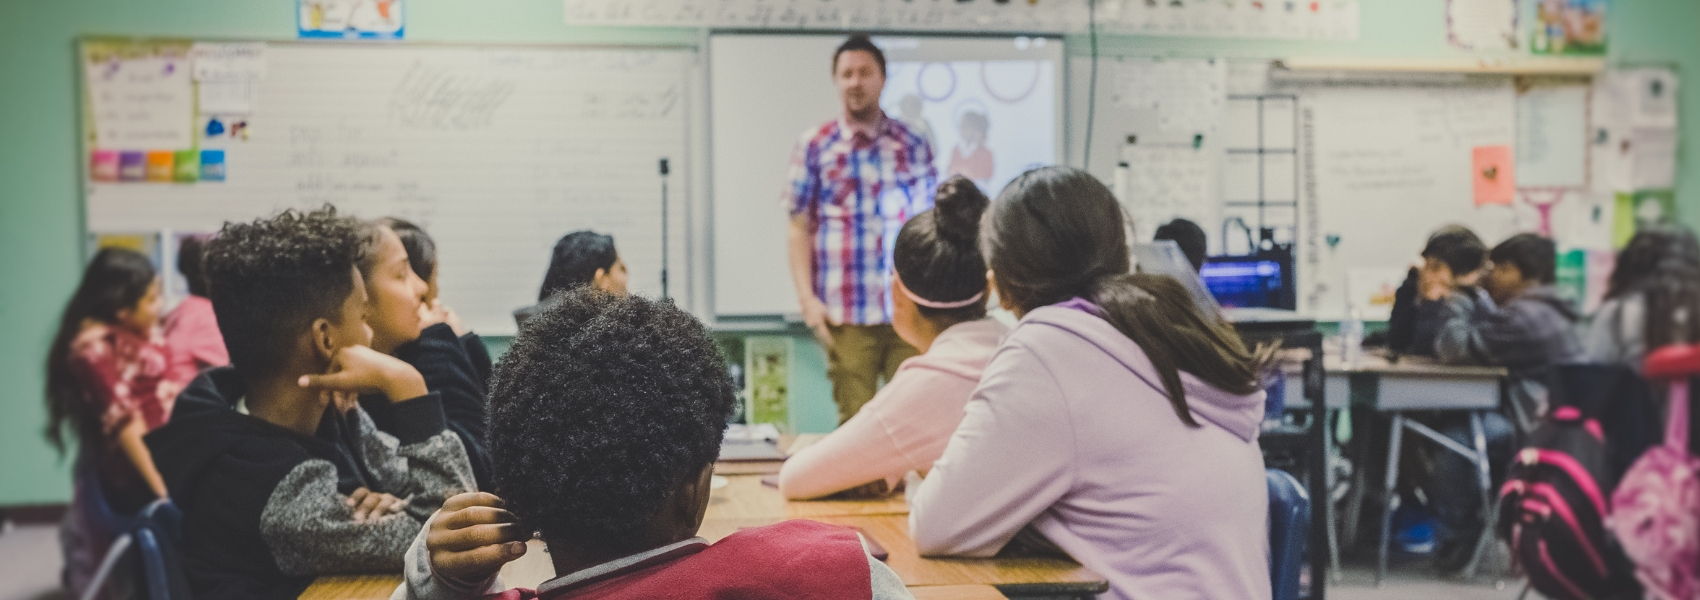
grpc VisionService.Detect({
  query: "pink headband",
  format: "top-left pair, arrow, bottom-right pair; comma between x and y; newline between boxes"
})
900,285 -> 987,309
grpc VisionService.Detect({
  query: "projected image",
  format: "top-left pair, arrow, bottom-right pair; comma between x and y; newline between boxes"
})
880,38 -> 1059,196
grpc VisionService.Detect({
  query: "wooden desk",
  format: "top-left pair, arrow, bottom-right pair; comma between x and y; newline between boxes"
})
704,474 -> 909,520
699,515 -> 1107,597
303,575 -> 1010,600
911,585 -> 1008,599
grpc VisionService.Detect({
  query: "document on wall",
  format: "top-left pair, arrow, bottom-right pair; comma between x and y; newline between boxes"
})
190,42 -> 267,114
85,43 -> 196,150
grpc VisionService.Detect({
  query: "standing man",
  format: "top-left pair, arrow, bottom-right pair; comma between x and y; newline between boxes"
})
785,35 -> 938,423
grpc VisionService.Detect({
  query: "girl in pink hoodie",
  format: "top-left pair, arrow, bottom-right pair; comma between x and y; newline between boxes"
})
909,167 -> 1274,600
779,176 -> 1007,500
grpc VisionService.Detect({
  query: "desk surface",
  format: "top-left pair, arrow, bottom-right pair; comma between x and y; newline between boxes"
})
699,514 -> 1106,595
303,434 -> 1100,598
1326,353 -> 1509,378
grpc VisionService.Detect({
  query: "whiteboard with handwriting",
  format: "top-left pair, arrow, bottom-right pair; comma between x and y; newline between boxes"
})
83,42 -> 693,335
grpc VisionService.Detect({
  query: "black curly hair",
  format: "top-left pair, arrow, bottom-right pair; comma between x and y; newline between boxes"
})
489,289 -> 736,552
204,206 -> 367,380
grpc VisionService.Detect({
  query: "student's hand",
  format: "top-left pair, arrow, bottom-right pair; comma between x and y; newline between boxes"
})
298,345 -> 429,403
427,492 -> 531,583
1419,262 -> 1456,302
800,295 -> 838,349
419,299 -> 468,337
347,487 -> 409,523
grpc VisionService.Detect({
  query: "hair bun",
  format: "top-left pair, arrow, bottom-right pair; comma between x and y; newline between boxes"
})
933,176 -> 990,246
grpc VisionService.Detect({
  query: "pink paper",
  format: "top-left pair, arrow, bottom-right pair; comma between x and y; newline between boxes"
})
1473,145 -> 1516,206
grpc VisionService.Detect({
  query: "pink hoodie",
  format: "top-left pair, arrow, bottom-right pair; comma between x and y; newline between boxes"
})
779,318 -> 1006,500
909,304 -> 1270,600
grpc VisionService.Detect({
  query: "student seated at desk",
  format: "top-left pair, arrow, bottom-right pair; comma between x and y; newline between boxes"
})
397,289 -> 911,599
1583,225 -> 1700,368
513,230 -> 628,327
147,207 -> 474,598
380,217 -> 494,385
358,217 -> 495,490
1425,233 -> 1583,571
778,176 -> 1007,500
1383,225 -> 1488,357
909,167 -> 1273,600
162,234 -> 229,384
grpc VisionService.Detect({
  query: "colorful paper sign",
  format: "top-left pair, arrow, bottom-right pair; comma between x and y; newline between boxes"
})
172,150 -> 199,182
200,150 -> 227,182
90,150 -> 120,182
1472,145 -> 1516,206
118,151 -> 147,181
145,151 -> 175,182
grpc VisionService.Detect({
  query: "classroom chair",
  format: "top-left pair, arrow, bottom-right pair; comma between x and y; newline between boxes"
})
79,499 -> 189,600
1267,468 -> 1311,600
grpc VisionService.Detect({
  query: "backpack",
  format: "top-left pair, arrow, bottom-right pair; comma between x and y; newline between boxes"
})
1607,345 -> 1700,600
1497,399 -> 1641,599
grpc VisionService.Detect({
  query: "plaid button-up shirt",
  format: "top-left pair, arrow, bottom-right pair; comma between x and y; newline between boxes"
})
784,115 -> 938,325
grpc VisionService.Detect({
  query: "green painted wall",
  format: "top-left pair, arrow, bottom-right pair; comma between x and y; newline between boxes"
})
2,1 -> 1696,506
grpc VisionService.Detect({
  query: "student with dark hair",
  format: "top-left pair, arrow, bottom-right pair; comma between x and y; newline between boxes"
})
163,234 -> 229,384
397,290 -> 910,599
1384,225 -> 1489,356
909,167 -> 1272,600
515,230 -> 626,326
778,177 -> 1006,500
1152,218 -> 1207,273
787,33 -> 937,423
48,248 -> 172,596
146,207 -> 473,598
1583,224 -> 1700,366
360,218 -> 495,490
1424,232 -> 1582,571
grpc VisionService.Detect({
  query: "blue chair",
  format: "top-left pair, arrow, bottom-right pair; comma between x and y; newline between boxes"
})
1267,468 -> 1311,600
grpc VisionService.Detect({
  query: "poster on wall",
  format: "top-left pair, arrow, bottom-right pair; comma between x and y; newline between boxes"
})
1447,0 -> 1519,51
1530,0 -> 1607,55
299,0 -> 405,40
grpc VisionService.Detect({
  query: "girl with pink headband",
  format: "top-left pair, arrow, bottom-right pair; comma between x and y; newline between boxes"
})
778,176 -> 1007,500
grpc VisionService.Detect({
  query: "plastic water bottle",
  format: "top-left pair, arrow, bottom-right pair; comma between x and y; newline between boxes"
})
1340,306 -> 1365,366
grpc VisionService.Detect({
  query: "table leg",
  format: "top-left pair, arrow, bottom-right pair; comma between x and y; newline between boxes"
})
1463,411 -> 1495,578
1377,414 -> 1404,587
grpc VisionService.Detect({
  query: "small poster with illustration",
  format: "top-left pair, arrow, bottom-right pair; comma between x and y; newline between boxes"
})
744,336 -> 791,429
299,0 -> 405,40
1531,0 -> 1607,55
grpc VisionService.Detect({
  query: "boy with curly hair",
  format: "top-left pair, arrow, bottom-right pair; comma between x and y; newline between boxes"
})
398,289 -> 909,599
147,206 -> 474,598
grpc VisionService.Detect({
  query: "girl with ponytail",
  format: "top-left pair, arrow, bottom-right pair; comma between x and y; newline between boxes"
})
778,176 -> 1008,500
909,167 -> 1274,600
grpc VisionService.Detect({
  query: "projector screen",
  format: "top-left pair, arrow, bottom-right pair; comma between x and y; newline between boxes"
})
710,34 -> 1065,318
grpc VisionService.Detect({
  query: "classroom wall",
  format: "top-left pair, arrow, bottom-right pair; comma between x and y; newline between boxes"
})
2,1 -> 1696,507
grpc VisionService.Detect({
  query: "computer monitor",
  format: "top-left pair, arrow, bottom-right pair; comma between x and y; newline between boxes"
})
1202,252 -> 1295,310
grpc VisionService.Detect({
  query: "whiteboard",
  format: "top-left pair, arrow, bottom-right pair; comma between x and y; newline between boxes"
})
1299,79 -> 1523,318
82,41 -> 694,335
709,34 -> 1065,318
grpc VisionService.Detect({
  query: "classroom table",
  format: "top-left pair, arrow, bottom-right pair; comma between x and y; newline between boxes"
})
1323,353 -> 1510,585
698,515 -> 1106,598
302,455 -> 1104,598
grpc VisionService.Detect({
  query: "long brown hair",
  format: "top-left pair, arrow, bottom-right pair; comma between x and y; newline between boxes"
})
45,248 -> 156,453
984,166 -> 1270,427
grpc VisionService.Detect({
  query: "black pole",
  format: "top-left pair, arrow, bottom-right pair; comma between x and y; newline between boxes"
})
659,157 -> 670,300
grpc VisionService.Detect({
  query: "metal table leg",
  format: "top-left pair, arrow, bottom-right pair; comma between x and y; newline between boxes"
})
1376,414 -> 1405,586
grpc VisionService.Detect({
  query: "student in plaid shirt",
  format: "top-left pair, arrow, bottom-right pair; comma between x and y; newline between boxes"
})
785,35 -> 939,423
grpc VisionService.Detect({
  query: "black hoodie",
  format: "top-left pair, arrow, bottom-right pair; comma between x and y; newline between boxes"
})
359,323 -> 493,489
148,367 -> 474,599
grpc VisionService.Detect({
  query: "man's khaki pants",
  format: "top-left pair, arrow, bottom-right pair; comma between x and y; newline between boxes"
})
825,323 -> 919,424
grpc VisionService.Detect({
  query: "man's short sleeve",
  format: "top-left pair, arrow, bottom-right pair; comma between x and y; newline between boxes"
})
783,134 -> 820,217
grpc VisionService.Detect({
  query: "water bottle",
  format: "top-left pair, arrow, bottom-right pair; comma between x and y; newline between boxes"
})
1340,306 -> 1365,366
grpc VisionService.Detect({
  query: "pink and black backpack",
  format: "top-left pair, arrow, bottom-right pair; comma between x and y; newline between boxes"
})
1607,344 -> 1700,600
